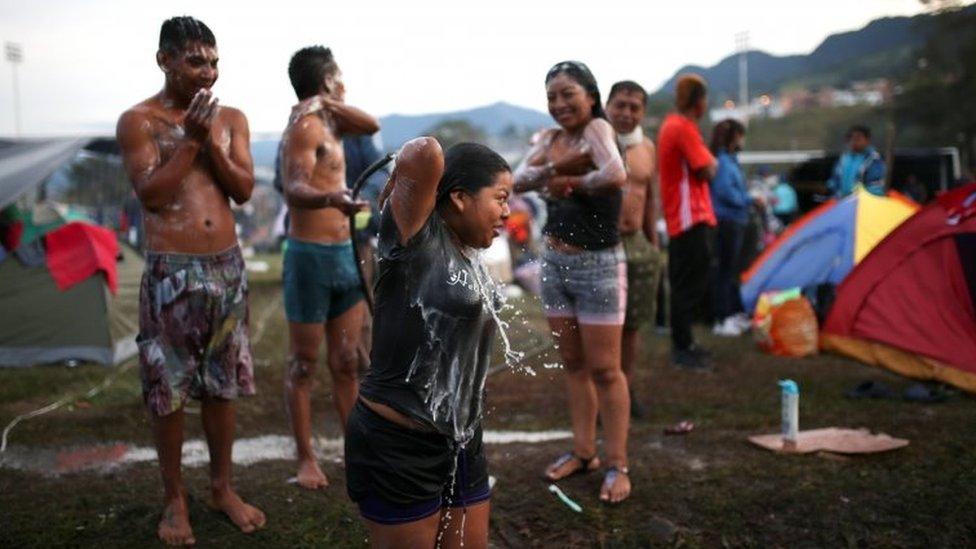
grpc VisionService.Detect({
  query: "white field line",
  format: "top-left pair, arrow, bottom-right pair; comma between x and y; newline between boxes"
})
0,430 -> 572,474
123,430 -> 572,467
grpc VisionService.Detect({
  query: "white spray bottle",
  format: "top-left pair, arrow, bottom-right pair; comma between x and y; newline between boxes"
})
778,379 -> 799,452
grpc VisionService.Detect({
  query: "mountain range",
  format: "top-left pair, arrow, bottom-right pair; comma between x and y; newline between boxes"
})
653,5 -> 975,100
250,101 -> 551,168
377,101 -> 552,150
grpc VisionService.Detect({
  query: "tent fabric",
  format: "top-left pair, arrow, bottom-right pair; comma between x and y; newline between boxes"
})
0,262 -> 113,365
0,138 -> 91,211
0,137 -> 140,367
107,242 -> 142,362
12,202 -> 67,246
0,243 -> 142,367
821,335 -> 976,393
0,345 -> 116,366
957,233 -> 976,314
12,237 -> 45,267
854,192 -> 917,262
2,220 -> 23,250
45,221 -> 120,294
740,187 -> 917,312
822,184 -> 976,392
740,198 -> 855,312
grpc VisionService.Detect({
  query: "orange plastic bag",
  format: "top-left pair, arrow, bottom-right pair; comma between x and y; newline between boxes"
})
753,289 -> 819,357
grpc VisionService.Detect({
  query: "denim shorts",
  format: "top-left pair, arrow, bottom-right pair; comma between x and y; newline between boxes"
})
541,244 -> 627,326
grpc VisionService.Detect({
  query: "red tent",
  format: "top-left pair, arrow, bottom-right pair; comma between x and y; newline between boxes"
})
822,184 -> 976,393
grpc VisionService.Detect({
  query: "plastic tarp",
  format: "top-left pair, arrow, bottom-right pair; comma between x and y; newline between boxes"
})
0,138 -> 91,211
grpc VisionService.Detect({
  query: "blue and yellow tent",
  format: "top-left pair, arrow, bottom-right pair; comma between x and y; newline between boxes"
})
740,187 -> 918,313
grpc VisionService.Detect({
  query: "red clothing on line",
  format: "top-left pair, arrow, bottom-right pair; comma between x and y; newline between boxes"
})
45,222 -> 119,294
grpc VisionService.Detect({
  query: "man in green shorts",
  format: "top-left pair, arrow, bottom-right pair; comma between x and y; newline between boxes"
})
606,81 -> 663,419
279,46 -> 379,490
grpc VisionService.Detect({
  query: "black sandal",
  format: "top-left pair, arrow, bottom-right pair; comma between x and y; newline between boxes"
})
600,465 -> 631,504
543,452 -> 599,482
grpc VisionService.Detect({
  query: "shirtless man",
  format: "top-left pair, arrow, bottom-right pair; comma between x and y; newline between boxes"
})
279,46 -> 378,490
606,81 -> 662,419
116,16 -> 265,546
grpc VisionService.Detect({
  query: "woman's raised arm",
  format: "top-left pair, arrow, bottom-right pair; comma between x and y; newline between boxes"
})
384,137 -> 445,245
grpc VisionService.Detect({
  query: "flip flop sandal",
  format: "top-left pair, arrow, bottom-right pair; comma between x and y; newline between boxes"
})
600,465 -> 630,505
903,383 -> 948,403
543,452 -> 598,482
844,380 -> 896,400
664,420 -> 695,435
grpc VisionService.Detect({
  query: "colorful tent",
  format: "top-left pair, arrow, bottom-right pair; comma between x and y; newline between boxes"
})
821,184 -> 976,393
0,137 -> 140,367
740,187 -> 918,312
0,213 -> 141,367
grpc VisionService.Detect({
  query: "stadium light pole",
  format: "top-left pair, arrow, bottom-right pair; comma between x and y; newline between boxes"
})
5,42 -> 23,137
735,31 -> 749,115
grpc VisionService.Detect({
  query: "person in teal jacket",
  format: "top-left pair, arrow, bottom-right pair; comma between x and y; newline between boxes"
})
827,125 -> 886,198
772,178 -> 798,225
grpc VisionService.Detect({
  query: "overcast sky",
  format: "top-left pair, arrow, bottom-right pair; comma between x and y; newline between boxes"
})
0,0 -> 927,137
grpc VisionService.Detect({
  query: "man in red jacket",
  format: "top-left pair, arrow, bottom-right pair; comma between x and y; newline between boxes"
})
657,74 -> 718,369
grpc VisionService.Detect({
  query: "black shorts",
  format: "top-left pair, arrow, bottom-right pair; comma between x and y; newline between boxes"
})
345,400 -> 490,525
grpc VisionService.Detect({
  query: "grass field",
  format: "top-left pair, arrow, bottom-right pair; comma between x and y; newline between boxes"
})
1,278 -> 975,547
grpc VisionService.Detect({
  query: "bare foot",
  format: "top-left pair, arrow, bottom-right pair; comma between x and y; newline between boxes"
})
599,467 -> 632,504
210,488 -> 266,534
296,458 -> 329,490
158,497 -> 195,546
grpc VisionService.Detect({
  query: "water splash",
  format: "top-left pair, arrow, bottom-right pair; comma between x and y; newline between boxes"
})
469,252 -> 530,376
405,247 -> 536,443
435,445 -> 462,549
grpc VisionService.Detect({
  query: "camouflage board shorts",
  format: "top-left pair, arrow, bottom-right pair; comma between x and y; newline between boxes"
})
138,245 -> 255,417
621,231 -> 663,330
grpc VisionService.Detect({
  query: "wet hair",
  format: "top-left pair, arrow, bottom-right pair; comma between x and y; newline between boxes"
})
288,46 -> 339,100
437,143 -> 511,204
159,16 -> 215,55
710,119 -> 746,155
675,73 -> 708,111
545,61 -> 607,120
608,80 -> 648,104
846,125 -> 872,140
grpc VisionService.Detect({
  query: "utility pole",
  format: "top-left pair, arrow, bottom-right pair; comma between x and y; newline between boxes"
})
735,31 -> 749,113
5,42 -> 23,137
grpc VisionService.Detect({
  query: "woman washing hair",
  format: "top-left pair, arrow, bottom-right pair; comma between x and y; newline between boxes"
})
345,137 -> 513,548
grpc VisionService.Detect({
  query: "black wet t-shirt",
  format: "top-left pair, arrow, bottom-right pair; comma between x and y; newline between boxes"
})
359,206 -> 498,444
544,190 -> 622,250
